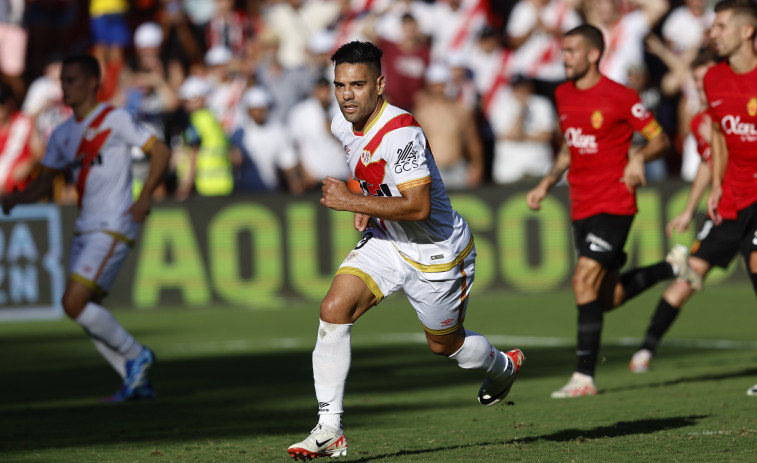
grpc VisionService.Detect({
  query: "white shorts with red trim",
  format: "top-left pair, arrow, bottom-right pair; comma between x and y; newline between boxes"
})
69,231 -> 133,294
336,226 -> 476,336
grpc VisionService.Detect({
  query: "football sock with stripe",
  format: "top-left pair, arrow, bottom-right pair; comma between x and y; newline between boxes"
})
576,300 -> 603,377
75,302 -> 143,378
640,298 -> 680,353
450,330 -> 510,378
313,320 -> 352,432
619,261 -> 674,302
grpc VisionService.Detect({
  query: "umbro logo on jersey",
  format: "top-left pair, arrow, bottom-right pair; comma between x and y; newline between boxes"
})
394,142 -> 419,173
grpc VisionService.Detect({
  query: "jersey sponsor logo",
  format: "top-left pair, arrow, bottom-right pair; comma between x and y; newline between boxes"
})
631,102 -> 649,119
748,98 -> 757,117
564,127 -> 598,151
393,141 -> 419,174
586,233 -> 612,253
721,115 -> 757,138
591,110 -> 603,129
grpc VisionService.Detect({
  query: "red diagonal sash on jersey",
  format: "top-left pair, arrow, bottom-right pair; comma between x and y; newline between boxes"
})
75,105 -> 114,209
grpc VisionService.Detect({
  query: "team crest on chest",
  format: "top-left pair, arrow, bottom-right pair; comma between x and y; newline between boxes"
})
591,110 -> 603,129
748,98 -> 757,117
84,128 -> 99,141
361,150 -> 372,164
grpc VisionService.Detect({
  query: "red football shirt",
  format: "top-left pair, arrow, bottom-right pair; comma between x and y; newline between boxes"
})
703,61 -> 757,212
690,110 -> 736,220
556,76 -> 662,221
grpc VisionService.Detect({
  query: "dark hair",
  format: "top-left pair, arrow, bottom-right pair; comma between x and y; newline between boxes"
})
0,82 -> 14,106
714,0 -> 757,40
691,49 -> 719,69
564,24 -> 605,58
62,54 -> 102,81
331,41 -> 382,77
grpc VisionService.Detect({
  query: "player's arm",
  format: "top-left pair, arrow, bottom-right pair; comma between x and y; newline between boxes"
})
707,123 -> 727,224
462,107 -> 485,186
623,128 -> 670,192
634,0 -> 669,28
1,166 -> 60,215
128,137 -> 172,223
526,142 -> 570,211
667,161 -> 712,236
321,175 -> 431,222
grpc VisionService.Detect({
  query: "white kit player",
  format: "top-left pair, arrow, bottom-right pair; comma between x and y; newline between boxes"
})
287,41 -> 525,461
2,54 -> 171,402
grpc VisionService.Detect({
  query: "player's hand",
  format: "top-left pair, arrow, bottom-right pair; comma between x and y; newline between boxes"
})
1,193 -> 18,216
127,197 -> 152,223
666,210 -> 693,237
354,213 -> 370,232
622,154 -> 646,192
707,183 -> 723,225
526,183 -> 548,211
320,176 -> 355,211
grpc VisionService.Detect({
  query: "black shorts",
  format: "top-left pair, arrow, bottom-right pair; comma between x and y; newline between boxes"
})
691,219 -> 741,268
737,201 -> 757,259
572,214 -> 634,270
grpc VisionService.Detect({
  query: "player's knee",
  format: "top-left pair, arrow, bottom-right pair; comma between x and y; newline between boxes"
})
319,297 -> 353,324
61,293 -> 86,319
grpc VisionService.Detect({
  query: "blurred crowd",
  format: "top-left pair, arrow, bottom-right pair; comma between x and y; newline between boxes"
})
0,0 -> 730,203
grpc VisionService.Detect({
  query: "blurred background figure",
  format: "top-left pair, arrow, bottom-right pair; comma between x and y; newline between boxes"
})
230,86 -> 302,194
627,63 -> 667,182
413,63 -> 484,190
661,0 -> 714,55
679,51 -> 718,182
175,76 -> 233,200
89,0 -> 131,101
205,0 -> 256,61
488,74 -> 557,184
425,0 -> 489,62
506,0 -> 581,97
0,0 -> 27,100
203,45 -> 246,136
374,13 -> 431,111
0,83 -> 40,197
287,76 -> 350,192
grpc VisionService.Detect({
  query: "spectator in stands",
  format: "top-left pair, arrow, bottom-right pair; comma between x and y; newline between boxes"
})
24,0 -> 78,82
425,0 -> 489,62
253,28 -> 315,124
90,0 -> 131,101
230,86 -> 303,194
287,76 -> 351,192
506,0 -> 582,96
263,0 -> 341,70
467,25 -> 513,117
174,76 -> 234,200
154,0 -> 205,90
0,0 -> 27,100
373,13 -> 431,111
205,0 -> 255,59
204,45 -> 247,135
627,63 -> 667,182
413,63 -> 484,189
584,0 -> 669,86
661,0 -> 714,55
489,74 -> 557,184
22,55 -> 71,143
0,83 -> 40,197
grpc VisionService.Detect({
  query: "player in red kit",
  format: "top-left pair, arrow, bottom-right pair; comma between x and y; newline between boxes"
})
526,24 -> 696,398
703,0 -> 757,396
628,52 -> 743,372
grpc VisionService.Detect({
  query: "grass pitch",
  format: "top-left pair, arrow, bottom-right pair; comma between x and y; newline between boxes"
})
2,283 -> 757,462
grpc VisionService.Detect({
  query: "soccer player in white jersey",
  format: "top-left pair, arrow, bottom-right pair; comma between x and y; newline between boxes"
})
1,54 -> 171,402
286,41 -> 525,461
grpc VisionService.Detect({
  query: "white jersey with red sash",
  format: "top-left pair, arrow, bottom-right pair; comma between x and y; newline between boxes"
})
331,100 -> 473,270
43,103 -> 156,238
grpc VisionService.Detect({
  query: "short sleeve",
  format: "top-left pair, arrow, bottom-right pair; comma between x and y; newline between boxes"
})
110,109 -> 155,151
41,128 -> 67,170
381,127 -> 432,191
625,90 -> 661,140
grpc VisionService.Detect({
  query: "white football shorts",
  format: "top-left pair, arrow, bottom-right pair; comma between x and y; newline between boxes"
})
336,226 -> 476,335
69,230 -> 133,295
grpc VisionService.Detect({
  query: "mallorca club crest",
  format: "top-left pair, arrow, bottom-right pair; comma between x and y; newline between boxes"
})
591,110 -> 603,129
748,97 -> 757,117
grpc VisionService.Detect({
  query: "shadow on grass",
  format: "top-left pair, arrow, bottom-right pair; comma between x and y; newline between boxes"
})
603,367 -> 757,393
346,415 -> 710,462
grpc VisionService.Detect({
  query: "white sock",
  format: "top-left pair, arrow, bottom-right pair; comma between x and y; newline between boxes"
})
449,330 -> 510,379
75,302 -> 143,374
313,320 -> 352,432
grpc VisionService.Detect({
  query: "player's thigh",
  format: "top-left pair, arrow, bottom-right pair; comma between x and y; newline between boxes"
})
404,250 -> 475,338
573,214 -> 633,271
327,228 -> 403,323
737,203 -> 757,273
69,231 -> 132,296
693,219 -> 740,270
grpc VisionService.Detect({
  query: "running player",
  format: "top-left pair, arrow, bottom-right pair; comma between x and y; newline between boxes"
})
287,41 -> 525,460
526,24 -> 697,398
628,52 -> 731,373
702,0 -> 757,396
1,54 -> 171,401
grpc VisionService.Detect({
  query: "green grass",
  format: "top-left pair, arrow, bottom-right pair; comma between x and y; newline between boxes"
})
2,283 -> 757,462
